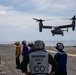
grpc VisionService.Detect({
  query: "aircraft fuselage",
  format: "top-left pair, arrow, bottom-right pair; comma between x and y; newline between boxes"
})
51,28 -> 63,36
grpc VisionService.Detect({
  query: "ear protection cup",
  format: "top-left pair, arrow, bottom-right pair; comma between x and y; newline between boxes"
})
55,46 -> 58,49
56,43 -> 64,50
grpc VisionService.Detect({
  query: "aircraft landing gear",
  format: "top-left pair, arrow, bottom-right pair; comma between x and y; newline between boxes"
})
62,34 -> 64,36
53,34 -> 54,36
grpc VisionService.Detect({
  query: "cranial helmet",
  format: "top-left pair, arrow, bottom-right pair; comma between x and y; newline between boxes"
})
22,40 -> 26,45
56,42 -> 64,50
34,40 -> 44,50
15,41 -> 20,46
29,42 -> 33,47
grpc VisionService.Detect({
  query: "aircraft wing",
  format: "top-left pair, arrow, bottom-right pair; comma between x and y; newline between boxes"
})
58,24 -> 72,29
43,26 -> 53,29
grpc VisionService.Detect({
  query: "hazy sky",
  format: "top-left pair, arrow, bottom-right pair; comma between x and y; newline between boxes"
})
0,0 -> 76,42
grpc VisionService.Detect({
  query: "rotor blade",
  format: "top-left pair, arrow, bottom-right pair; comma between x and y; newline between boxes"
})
71,15 -> 76,20
33,18 -> 45,22
33,18 -> 53,21
45,19 -> 53,21
33,18 -> 39,21
62,18 -> 71,20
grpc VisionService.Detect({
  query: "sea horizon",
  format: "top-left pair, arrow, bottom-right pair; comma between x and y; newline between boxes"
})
0,40 -> 76,46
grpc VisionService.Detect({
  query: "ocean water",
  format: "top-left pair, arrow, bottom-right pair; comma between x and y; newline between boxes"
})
44,40 -> 76,46
0,40 -> 76,46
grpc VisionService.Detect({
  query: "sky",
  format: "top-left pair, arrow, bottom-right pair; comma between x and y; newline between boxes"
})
0,0 -> 76,43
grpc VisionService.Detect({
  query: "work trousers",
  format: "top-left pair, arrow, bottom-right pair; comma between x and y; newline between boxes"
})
16,55 -> 20,68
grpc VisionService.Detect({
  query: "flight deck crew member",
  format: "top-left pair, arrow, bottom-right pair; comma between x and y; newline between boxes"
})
22,40 -> 29,60
15,41 -> 21,69
54,42 -> 67,75
20,40 -> 58,75
28,42 -> 35,53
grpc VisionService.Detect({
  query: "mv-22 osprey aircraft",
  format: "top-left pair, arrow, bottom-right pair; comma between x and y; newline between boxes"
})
33,15 -> 76,36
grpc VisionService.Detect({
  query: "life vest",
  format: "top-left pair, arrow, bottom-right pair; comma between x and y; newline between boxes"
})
29,50 -> 49,74
57,51 -> 67,71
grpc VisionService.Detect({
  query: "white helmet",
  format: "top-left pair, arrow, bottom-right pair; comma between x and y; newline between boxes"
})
15,41 -> 20,45
34,40 -> 44,50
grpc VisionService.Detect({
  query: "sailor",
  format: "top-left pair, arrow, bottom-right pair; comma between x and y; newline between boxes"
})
22,40 -> 29,60
20,40 -> 58,75
15,41 -> 21,69
54,42 -> 67,75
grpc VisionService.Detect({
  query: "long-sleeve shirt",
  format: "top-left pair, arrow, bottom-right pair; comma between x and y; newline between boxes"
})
22,46 -> 29,56
16,45 -> 21,56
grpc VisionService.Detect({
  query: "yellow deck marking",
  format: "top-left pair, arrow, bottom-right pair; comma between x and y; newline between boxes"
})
46,50 -> 76,57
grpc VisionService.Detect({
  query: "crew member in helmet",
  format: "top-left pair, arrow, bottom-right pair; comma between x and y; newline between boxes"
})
15,41 -> 21,69
20,40 -> 58,75
28,42 -> 35,53
22,40 -> 29,60
54,42 -> 67,75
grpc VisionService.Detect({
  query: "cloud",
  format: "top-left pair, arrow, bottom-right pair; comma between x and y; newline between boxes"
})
0,0 -> 76,16
30,0 -> 76,14
30,0 -> 54,10
0,10 -> 6,15
0,5 -> 72,30
31,0 -> 51,10
0,1 -> 76,41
